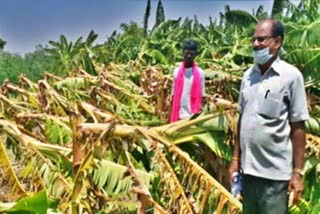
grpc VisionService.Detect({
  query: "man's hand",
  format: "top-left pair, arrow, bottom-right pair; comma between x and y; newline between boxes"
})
228,159 -> 240,183
288,173 -> 304,205
289,121 -> 306,205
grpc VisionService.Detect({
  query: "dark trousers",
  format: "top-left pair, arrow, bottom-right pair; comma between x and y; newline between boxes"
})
242,174 -> 289,214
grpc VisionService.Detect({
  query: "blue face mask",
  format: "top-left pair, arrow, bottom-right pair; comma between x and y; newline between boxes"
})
253,47 -> 273,65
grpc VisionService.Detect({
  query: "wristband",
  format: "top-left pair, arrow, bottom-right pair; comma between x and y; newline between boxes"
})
293,168 -> 304,176
232,157 -> 239,161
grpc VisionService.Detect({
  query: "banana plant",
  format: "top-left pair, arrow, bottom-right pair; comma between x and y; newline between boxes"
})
46,31 -> 100,76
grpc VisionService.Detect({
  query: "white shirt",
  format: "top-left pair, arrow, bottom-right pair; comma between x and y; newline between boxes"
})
172,66 -> 205,119
238,57 -> 309,180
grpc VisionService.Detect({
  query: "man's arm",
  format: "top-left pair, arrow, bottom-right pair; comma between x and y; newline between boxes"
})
228,114 -> 241,182
289,121 -> 306,204
228,77 -> 245,182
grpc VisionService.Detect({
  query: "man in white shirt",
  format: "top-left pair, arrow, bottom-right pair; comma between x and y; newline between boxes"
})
229,19 -> 309,214
170,40 -> 205,122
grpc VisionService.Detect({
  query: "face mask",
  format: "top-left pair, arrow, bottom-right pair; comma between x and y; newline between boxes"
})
253,47 -> 273,65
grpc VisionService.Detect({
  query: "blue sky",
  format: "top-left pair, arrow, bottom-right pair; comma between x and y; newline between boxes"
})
0,0 -> 285,54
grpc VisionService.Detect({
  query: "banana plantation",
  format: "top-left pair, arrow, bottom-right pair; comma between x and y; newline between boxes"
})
0,0 -> 319,213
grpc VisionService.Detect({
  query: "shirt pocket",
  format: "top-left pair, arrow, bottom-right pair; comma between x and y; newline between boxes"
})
257,92 -> 282,119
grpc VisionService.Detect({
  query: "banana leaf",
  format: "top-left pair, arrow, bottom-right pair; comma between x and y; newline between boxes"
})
173,131 -> 232,161
92,159 -> 153,197
0,189 -> 49,214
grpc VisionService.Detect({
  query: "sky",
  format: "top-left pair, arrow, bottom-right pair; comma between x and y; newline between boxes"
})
0,0 -> 294,54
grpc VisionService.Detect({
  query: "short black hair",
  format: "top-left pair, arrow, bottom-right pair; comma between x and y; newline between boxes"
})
271,20 -> 284,42
182,40 -> 198,51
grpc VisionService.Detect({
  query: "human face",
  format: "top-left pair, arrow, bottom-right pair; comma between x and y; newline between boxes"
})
252,21 -> 281,58
183,49 -> 197,66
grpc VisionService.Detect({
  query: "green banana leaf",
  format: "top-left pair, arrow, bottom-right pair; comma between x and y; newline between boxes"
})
0,190 -> 49,214
173,131 -> 232,161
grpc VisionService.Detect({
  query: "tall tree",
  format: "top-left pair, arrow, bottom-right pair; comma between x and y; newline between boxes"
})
143,0 -> 151,36
154,0 -> 165,28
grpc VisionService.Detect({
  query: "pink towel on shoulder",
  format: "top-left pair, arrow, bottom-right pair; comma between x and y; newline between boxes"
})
170,62 -> 202,123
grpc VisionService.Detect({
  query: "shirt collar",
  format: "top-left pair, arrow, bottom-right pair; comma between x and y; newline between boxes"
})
252,56 -> 281,75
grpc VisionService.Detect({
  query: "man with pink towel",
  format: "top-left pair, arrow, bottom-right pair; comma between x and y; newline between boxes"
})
170,40 -> 205,123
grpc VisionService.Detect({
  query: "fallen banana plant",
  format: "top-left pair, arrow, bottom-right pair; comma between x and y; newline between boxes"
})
77,119 -> 242,213
0,135 -> 26,200
0,62 -> 318,213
